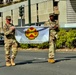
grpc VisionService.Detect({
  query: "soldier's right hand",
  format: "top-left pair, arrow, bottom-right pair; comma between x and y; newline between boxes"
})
10,26 -> 15,30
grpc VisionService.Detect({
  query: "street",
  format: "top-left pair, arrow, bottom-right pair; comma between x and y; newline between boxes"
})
0,46 -> 76,75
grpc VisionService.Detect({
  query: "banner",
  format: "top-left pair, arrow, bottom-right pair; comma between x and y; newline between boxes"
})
15,26 -> 49,44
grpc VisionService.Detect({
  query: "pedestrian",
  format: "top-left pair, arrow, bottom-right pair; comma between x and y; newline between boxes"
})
3,16 -> 18,67
44,13 -> 59,63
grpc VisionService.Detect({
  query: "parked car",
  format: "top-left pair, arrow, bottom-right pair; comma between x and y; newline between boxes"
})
0,33 -> 4,45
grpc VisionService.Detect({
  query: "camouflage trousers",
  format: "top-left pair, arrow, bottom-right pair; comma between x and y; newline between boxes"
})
48,30 -> 57,59
4,39 -> 18,61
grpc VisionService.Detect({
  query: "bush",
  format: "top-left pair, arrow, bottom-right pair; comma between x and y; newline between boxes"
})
19,42 -> 49,49
37,42 -> 49,49
65,29 -> 76,48
56,29 -> 76,49
56,29 -> 67,48
19,44 -> 29,49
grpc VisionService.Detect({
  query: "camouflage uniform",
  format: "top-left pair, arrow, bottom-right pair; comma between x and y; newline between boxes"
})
3,16 -> 18,66
44,13 -> 59,61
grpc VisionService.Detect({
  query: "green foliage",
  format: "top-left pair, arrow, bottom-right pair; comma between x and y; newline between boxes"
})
19,42 -> 49,49
65,29 -> 76,48
19,44 -> 29,49
56,29 -> 67,48
56,29 -> 76,49
37,42 -> 49,49
29,44 -> 38,48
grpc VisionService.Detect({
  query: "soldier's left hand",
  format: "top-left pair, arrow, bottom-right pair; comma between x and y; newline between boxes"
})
10,26 -> 15,30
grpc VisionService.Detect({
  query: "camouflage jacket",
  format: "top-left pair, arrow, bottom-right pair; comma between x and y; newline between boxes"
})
3,23 -> 15,43
44,19 -> 59,39
44,19 -> 59,30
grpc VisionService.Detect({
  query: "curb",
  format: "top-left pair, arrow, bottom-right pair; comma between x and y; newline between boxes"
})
18,48 -> 76,52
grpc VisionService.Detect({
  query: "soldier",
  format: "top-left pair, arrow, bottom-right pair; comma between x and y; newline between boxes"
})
3,16 -> 18,67
44,13 -> 59,63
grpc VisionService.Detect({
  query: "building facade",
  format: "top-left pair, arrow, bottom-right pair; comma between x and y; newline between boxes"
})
0,0 -> 76,32
59,0 -> 76,28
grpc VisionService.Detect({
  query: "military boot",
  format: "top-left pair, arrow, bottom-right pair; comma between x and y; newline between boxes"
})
48,58 -> 55,63
11,59 -> 15,66
5,54 -> 11,67
6,60 -> 11,67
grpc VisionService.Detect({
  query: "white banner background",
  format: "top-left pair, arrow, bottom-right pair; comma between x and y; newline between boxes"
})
15,26 -> 49,44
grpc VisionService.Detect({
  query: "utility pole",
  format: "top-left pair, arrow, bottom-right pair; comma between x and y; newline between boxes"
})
36,3 -> 39,26
28,0 -> 31,26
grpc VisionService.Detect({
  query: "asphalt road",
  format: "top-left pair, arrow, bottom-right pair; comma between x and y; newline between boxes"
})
0,46 -> 76,75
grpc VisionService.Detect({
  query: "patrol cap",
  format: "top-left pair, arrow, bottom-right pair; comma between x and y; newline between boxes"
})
49,13 -> 55,17
6,16 -> 11,19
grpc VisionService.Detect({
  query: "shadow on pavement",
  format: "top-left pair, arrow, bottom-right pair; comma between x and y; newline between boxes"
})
0,58 -> 72,67
16,57 -> 72,65
55,58 -> 71,63
65,56 -> 76,58
55,55 -> 76,63
16,59 -> 47,65
0,65 -> 6,68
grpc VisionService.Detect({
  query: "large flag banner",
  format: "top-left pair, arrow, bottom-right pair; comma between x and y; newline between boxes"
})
15,26 -> 49,44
